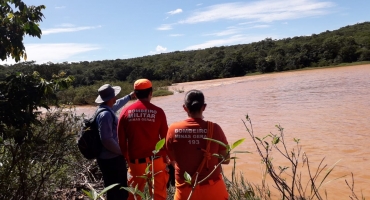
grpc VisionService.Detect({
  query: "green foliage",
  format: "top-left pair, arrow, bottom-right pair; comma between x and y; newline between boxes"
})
0,71 -> 82,199
2,22 -> 370,87
0,71 -> 74,142
0,1 -> 45,62
241,115 -> 365,200
122,139 -> 166,200
122,184 -> 145,199
184,172 -> 192,185
152,89 -> 174,97
153,138 -> 165,154
83,183 -> 119,200
56,80 -> 174,105
0,106 -> 83,199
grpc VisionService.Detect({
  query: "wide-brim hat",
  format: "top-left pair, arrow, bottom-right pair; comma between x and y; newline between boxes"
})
95,84 -> 121,103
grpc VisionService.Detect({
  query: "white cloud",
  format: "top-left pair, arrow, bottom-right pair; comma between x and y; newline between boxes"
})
157,24 -> 173,30
149,45 -> 167,54
42,25 -> 101,35
184,34 -> 270,50
204,28 -> 240,36
169,34 -> 184,37
179,0 -> 335,24
250,24 -> 270,28
0,43 -> 100,65
156,45 -> 167,52
58,23 -> 75,27
55,6 -> 66,9
167,9 -> 183,15
196,3 -> 203,6
204,24 -> 269,37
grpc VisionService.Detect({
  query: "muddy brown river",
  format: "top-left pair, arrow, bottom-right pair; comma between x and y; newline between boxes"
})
74,64 -> 370,199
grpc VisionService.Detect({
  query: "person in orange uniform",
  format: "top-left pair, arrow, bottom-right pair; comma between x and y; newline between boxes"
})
166,89 -> 230,200
118,79 -> 169,200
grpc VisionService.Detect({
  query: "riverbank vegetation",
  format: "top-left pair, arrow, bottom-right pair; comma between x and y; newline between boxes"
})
1,22 -> 370,104
56,80 -> 173,105
1,72 -> 367,199
1,3 -> 369,197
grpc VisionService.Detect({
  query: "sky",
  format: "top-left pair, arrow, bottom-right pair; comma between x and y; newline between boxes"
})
1,0 -> 369,65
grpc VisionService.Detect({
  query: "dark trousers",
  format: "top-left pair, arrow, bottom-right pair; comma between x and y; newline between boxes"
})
97,155 -> 128,200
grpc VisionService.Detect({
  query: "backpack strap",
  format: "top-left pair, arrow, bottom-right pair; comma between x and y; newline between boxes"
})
191,121 -> 214,184
93,107 -> 116,137
94,107 -> 116,123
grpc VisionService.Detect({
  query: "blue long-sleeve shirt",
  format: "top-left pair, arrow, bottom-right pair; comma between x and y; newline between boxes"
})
96,95 -> 131,159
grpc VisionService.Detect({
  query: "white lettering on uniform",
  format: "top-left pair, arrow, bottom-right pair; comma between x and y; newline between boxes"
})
127,109 -> 157,122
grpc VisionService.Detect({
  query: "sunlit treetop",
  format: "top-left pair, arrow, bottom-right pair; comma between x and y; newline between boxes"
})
0,0 -> 45,62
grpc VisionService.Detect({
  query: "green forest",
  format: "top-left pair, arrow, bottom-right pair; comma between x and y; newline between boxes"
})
2,1 -> 369,198
1,22 -> 370,104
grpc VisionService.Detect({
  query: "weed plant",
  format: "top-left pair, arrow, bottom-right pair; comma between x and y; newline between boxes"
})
1,105 -> 365,199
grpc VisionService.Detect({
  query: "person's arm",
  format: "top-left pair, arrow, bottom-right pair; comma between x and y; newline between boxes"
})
214,123 -> 230,164
159,110 -> 169,158
165,126 -> 176,164
97,112 -> 122,155
112,92 -> 135,112
117,112 -> 128,160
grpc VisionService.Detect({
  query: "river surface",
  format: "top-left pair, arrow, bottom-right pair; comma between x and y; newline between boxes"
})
75,64 -> 370,199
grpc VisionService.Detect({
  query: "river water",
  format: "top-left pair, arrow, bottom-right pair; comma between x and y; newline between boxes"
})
75,64 -> 370,199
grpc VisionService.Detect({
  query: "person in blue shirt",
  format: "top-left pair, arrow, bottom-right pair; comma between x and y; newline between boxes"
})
95,83 -> 135,200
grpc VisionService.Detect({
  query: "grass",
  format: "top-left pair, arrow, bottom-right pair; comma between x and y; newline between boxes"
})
153,89 -> 174,97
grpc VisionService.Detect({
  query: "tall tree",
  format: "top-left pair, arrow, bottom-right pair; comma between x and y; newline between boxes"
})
0,0 -> 45,62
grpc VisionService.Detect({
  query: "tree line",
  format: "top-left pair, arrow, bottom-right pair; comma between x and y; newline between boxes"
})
1,22 -> 370,88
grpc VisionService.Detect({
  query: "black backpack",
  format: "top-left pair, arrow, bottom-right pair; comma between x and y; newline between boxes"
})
77,108 -> 115,159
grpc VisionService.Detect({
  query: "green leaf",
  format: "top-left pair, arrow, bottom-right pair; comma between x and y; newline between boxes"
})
212,153 -> 223,159
122,187 -> 135,194
317,159 -> 342,190
255,137 -> 261,142
82,189 -> 93,199
230,157 -> 239,160
145,164 -> 151,174
136,190 -> 145,198
278,166 -> 289,173
137,175 -> 148,179
97,183 -> 119,198
272,136 -> 280,144
204,137 -> 227,148
184,171 -> 192,183
263,135 -> 271,140
232,150 -> 251,154
155,138 -> 165,151
231,138 -> 245,149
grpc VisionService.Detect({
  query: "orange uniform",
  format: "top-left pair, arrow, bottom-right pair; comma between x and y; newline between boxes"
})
166,118 -> 229,200
118,100 -> 169,200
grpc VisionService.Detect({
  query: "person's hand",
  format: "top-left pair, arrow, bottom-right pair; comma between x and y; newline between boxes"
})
129,91 -> 136,100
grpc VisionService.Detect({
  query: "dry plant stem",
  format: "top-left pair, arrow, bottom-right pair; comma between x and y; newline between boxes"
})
187,157 -> 227,200
272,127 -> 299,197
151,157 -> 154,199
305,155 -> 327,200
243,116 -> 342,200
242,119 -> 291,199
187,172 -> 199,200
345,173 -> 362,200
